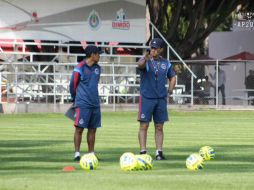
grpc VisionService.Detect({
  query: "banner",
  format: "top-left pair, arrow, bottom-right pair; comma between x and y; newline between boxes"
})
0,0 -> 146,43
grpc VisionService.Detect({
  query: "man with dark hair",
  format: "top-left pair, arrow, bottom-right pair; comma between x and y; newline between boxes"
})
137,38 -> 176,160
69,45 -> 103,161
210,66 -> 226,105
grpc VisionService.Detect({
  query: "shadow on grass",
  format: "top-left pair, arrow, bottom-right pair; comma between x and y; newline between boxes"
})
97,145 -> 254,173
1,141 -> 254,174
0,140 -> 69,148
0,140 -> 73,166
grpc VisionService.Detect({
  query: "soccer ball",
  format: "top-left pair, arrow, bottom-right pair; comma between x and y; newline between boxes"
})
135,154 -> 153,170
80,153 -> 98,171
199,146 -> 215,161
141,154 -> 153,170
186,153 -> 204,171
120,152 -> 138,171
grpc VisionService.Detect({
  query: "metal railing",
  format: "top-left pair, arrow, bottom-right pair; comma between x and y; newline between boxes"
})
0,24 -> 198,112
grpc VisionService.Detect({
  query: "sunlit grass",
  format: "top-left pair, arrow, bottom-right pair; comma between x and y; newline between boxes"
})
0,111 -> 254,190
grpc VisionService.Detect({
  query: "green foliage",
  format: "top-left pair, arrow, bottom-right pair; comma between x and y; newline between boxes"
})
147,0 -> 254,58
0,111 -> 254,190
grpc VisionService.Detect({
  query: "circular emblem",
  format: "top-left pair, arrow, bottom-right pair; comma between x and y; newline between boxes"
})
141,114 -> 145,119
88,10 -> 101,30
161,64 -> 166,70
79,119 -> 84,125
94,68 -> 99,75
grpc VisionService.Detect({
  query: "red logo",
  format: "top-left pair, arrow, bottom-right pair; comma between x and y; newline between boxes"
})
112,8 -> 130,30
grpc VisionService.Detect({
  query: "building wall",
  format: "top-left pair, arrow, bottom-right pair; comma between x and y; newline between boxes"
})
208,31 -> 254,105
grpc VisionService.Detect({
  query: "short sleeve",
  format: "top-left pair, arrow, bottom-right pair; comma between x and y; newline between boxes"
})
166,62 -> 176,78
74,67 -> 82,75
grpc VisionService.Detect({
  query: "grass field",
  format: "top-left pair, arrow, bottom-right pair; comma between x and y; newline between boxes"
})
0,110 -> 254,190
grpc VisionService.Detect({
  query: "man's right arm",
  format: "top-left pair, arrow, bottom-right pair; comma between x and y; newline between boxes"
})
69,70 -> 80,102
137,51 -> 150,69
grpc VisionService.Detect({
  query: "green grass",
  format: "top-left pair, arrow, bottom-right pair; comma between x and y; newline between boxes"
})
0,110 -> 254,190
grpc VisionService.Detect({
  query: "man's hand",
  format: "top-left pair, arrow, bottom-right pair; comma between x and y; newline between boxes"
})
144,50 -> 150,60
138,51 -> 150,69
70,97 -> 75,102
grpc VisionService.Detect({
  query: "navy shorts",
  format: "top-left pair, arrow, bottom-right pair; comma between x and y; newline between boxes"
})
74,107 -> 101,128
138,96 -> 168,123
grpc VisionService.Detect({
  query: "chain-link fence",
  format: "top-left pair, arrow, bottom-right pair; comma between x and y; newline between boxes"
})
172,59 -> 254,106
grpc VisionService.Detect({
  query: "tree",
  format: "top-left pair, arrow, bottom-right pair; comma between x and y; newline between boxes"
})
147,0 -> 254,58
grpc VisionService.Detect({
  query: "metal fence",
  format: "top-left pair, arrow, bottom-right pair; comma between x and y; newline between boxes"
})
1,41 -> 254,112
173,59 -> 254,107
0,57 -> 191,108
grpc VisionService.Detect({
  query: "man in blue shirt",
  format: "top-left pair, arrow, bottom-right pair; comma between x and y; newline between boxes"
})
69,45 -> 102,161
137,38 -> 176,160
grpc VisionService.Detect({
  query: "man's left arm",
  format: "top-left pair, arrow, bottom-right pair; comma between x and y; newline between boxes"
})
168,76 -> 176,95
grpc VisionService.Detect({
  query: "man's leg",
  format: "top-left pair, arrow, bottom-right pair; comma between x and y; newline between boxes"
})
154,123 -> 166,160
139,122 -> 149,153
87,128 -> 97,153
153,97 -> 168,160
214,86 -> 216,105
74,126 -> 84,160
154,123 -> 164,151
248,92 -> 254,105
220,84 -> 226,105
252,92 -> 254,105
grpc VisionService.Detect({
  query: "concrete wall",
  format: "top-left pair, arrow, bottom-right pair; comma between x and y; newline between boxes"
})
0,103 -> 70,113
1,103 -> 254,114
0,103 -> 139,113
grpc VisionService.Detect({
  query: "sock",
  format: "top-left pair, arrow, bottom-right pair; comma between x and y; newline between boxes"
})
89,152 -> 95,155
74,152 -> 80,158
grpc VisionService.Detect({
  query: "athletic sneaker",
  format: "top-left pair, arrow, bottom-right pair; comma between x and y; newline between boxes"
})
156,151 -> 166,160
74,156 -> 80,162
140,150 -> 147,154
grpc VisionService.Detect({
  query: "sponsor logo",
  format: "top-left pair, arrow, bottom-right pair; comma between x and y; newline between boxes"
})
112,8 -> 130,30
233,11 -> 254,31
94,68 -> 99,75
141,114 -> 145,119
88,10 -> 101,30
161,63 -> 166,70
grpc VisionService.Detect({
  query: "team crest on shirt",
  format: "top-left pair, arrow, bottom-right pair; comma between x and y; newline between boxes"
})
79,119 -> 84,125
141,114 -> 145,119
161,63 -> 166,70
94,68 -> 100,75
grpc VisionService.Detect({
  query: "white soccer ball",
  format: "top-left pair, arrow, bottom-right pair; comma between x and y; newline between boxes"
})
120,152 -> 138,171
80,153 -> 98,171
186,153 -> 204,171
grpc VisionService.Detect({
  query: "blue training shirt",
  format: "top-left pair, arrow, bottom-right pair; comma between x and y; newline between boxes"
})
70,60 -> 101,108
139,57 -> 176,99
